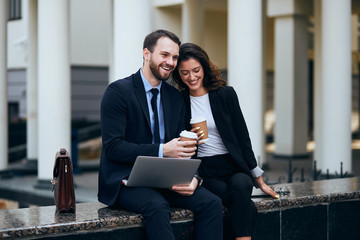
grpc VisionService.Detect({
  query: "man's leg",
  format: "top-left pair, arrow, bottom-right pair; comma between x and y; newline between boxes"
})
163,187 -> 223,240
116,187 -> 175,240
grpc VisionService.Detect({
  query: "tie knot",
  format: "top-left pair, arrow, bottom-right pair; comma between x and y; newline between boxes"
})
150,88 -> 159,96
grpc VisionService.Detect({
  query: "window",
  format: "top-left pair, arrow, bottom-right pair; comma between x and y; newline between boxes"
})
8,0 -> 21,21
8,102 -> 19,122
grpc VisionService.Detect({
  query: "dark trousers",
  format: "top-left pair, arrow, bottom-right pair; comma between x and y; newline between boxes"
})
115,186 -> 223,240
199,154 -> 257,237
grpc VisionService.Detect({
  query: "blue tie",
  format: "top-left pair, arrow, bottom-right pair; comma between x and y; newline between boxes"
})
150,88 -> 160,144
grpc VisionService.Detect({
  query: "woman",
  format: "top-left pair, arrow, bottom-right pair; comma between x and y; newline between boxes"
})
172,43 -> 279,240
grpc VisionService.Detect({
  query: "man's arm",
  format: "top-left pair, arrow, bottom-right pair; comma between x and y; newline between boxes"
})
101,82 -> 159,164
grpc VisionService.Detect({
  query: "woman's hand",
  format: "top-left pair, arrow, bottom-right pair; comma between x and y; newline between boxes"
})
190,127 -> 205,145
171,177 -> 199,196
255,176 -> 280,199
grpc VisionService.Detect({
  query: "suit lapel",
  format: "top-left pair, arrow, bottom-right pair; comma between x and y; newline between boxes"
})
133,71 -> 151,128
209,90 -> 227,138
209,91 -> 221,126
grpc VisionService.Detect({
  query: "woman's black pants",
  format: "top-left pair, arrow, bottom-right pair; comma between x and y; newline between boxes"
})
199,154 -> 258,237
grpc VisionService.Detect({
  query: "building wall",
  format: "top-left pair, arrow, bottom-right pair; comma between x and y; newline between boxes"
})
8,0 -> 111,68
5,0 -> 360,132
7,0 -> 111,123
7,69 -> 26,120
70,0 -> 111,66
204,9 -> 227,69
7,0 -> 27,69
152,5 -> 182,38
71,66 -> 108,121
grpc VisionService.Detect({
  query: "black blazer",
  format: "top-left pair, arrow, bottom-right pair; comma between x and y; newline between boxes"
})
183,86 -> 258,182
98,70 -> 186,206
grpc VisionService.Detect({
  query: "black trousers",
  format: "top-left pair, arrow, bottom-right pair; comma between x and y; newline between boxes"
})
115,186 -> 223,240
199,154 -> 257,237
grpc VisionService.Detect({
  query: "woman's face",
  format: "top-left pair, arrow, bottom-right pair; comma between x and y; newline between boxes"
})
178,58 -> 207,96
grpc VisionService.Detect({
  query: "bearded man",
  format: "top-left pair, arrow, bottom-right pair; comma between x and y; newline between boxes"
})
98,30 -> 223,240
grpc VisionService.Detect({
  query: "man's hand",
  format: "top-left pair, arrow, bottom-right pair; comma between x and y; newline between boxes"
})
163,138 -> 197,158
171,177 -> 199,196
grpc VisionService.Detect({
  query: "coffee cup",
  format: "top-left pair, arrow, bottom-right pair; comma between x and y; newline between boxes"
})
179,130 -> 198,148
190,117 -> 208,144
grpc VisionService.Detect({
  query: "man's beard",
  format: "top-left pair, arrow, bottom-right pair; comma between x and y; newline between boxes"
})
149,58 -> 173,81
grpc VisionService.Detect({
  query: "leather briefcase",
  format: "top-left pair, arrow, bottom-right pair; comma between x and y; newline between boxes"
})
52,148 -> 76,213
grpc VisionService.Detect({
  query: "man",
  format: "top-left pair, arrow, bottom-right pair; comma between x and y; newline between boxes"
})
98,30 -> 223,240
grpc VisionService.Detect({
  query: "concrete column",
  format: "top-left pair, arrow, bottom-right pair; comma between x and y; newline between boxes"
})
108,0 -> 114,83
37,0 -> 70,183
267,0 -> 311,157
272,16 -> 308,156
182,0 -> 203,45
112,0 -> 151,81
228,0 -> 266,165
27,0 -> 38,162
0,0 -> 8,172
313,0 -> 323,169
321,0 -> 351,174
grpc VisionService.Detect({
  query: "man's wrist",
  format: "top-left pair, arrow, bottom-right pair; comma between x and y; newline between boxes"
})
194,174 -> 203,187
158,144 -> 164,157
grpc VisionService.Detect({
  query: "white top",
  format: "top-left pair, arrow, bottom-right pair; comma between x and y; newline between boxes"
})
190,93 -> 263,178
190,94 -> 228,157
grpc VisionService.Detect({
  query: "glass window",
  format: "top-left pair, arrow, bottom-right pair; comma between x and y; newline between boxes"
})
9,0 -> 22,21
8,102 -> 19,122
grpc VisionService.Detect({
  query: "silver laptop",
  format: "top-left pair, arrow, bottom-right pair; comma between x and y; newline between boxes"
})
122,156 -> 201,188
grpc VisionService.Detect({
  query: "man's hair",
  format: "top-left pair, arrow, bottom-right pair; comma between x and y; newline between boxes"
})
143,29 -> 181,52
173,42 -> 226,91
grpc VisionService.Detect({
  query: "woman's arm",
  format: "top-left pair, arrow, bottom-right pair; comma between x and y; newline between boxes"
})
226,87 -> 258,170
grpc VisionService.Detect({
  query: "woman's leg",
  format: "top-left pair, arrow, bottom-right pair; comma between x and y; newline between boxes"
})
228,172 -> 257,238
203,175 -> 256,239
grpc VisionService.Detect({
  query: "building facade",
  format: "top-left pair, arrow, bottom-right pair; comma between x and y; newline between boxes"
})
0,0 -> 358,183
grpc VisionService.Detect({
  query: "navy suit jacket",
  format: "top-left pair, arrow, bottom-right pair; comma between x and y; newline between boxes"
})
98,70 -> 186,206
183,86 -> 258,183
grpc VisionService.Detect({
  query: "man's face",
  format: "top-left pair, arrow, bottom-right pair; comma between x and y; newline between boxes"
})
146,37 -> 180,81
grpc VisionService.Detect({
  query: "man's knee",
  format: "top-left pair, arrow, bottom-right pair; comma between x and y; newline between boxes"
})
203,191 -> 223,214
140,197 -> 171,218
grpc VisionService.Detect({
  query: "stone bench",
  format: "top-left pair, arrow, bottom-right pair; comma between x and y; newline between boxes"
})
0,177 -> 359,240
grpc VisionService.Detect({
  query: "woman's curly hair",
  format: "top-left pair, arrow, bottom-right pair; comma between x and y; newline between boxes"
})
172,43 -> 226,91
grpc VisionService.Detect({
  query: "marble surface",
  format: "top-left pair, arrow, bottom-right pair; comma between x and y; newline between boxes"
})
252,177 -> 360,210
0,177 -> 359,239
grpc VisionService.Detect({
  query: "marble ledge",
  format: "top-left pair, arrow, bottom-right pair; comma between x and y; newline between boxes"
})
253,177 -> 360,210
0,177 -> 359,239
0,203 -> 194,239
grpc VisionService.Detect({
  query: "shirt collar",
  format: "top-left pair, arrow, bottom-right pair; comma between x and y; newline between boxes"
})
140,68 -> 162,93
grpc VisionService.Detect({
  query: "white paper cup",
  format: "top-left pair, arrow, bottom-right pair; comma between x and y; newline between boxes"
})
179,130 -> 198,148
